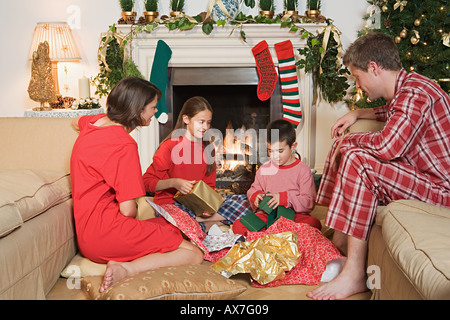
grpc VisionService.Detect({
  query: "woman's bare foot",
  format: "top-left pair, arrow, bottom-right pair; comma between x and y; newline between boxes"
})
100,261 -> 129,293
307,266 -> 368,300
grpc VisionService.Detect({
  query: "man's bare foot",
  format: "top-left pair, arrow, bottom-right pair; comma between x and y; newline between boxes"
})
307,267 -> 368,300
100,261 -> 129,293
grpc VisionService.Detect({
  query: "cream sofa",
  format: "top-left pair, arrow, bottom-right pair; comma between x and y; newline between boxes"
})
0,117 -> 78,299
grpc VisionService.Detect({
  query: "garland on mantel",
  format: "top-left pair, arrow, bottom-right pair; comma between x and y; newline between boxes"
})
92,13 -> 349,104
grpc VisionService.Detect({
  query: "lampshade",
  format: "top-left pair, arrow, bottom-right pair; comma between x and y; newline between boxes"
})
29,22 -> 81,61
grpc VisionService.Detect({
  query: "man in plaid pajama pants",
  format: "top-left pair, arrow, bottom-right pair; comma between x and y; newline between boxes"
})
308,32 -> 450,300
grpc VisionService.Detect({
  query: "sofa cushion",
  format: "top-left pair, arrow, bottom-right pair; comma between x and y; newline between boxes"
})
0,199 -> 22,238
0,170 -> 71,237
377,200 -> 450,299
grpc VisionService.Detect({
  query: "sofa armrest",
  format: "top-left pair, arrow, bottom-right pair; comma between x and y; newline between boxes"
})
348,119 -> 385,134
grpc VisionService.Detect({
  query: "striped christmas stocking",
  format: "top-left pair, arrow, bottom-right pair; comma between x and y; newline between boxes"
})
275,40 -> 302,128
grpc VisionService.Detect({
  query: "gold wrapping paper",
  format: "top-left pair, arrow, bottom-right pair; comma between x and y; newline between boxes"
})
173,180 -> 224,216
211,232 -> 301,285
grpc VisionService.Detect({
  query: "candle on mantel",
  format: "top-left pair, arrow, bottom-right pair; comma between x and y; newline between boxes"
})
79,76 -> 90,99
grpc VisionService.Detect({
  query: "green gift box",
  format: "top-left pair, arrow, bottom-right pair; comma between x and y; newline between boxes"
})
258,195 -> 296,227
258,196 -> 275,214
267,206 -> 295,227
266,211 -> 278,228
238,195 -> 297,230
240,211 -> 266,232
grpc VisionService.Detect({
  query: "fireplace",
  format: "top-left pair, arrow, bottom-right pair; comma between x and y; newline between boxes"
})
160,67 -> 282,190
122,23 -> 324,175
160,67 -> 282,142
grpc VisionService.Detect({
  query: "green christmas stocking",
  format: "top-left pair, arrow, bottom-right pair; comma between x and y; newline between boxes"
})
150,40 -> 172,124
275,40 -> 302,128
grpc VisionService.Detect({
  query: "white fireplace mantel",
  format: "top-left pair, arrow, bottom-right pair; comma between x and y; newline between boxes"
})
116,23 -> 326,172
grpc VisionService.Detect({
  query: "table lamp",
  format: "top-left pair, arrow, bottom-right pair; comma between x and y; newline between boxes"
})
29,22 -> 81,95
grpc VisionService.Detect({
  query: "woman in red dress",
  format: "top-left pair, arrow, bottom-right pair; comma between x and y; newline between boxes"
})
70,77 -> 203,292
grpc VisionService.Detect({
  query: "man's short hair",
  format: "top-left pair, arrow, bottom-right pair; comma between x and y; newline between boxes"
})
343,32 -> 402,71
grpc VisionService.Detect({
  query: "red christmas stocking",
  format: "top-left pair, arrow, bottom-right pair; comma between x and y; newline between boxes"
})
252,40 -> 278,101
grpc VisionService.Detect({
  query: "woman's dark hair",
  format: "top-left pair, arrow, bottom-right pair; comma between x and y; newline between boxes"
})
107,77 -> 162,130
267,119 -> 296,147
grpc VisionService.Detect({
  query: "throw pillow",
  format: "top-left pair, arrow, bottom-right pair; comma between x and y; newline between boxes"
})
60,253 -> 106,278
81,264 -> 246,300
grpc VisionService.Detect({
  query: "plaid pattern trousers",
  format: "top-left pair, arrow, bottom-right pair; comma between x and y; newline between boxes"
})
317,140 -> 450,240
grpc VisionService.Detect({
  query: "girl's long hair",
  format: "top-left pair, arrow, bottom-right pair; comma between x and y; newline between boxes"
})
162,96 -> 216,175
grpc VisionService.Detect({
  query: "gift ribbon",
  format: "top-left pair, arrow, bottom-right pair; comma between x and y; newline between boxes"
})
394,0 -> 408,12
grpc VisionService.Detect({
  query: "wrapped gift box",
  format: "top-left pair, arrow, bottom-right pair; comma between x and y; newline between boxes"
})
173,180 -> 224,216
240,211 -> 267,232
258,196 -> 275,214
267,205 -> 295,227
239,196 -> 296,231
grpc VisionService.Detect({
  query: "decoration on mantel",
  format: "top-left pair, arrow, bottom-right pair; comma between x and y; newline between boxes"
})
71,98 -> 101,110
93,6 -> 347,104
170,0 -> 185,17
143,0 -> 159,23
305,0 -> 322,20
28,41 -> 58,111
296,23 -> 349,104
119,0 -> 137,24
211,0 -> 241,20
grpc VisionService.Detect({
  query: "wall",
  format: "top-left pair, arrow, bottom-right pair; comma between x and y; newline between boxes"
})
0,0 -> 369,171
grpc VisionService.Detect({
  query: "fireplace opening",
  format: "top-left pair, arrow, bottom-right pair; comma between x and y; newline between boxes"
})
161,67 -> 282,192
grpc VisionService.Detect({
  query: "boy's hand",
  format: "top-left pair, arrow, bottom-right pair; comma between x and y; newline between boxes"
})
254,194 -> 264,207
266,193 -> 280,209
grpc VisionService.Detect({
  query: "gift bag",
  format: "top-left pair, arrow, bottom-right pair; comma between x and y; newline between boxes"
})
173,180 -> 224,216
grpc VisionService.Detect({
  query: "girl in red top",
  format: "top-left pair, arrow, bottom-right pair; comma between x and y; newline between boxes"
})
143,96 -> 230,231
71,77 -> 203,293
143,96 -> 216,205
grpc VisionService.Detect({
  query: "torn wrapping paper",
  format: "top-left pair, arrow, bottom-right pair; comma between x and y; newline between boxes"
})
211,232 -> 301,285
146,199 -> 236,262
247,217 -> 343,287
203,224 -> 245,253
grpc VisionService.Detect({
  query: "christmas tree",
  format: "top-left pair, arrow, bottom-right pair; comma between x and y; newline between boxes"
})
361,0 -> 449,95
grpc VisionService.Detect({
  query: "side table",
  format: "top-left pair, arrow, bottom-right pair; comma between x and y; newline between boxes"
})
24,108 -> 105,118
